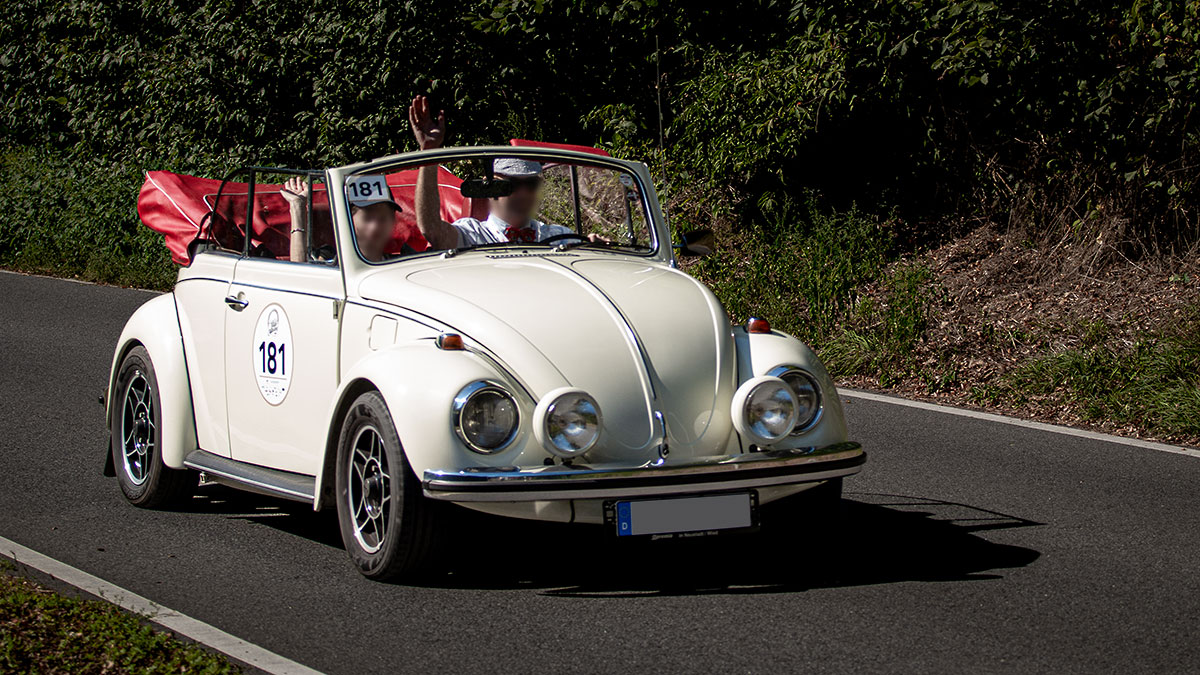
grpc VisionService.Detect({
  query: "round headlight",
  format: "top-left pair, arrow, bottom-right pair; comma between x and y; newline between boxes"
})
535,389 -> 602,457
731,376 -> 799,445
745,381 -> 798,440
453,381 -> 520,454
769,366 -> 823,433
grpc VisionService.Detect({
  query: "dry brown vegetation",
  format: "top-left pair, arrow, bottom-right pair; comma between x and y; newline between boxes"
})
838,224 -> 1200,446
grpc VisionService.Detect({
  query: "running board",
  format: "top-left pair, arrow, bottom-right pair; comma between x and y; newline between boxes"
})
184,450 -> 316,504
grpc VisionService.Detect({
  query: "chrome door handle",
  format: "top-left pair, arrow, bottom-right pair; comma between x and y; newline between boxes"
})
224,294 -> 248,311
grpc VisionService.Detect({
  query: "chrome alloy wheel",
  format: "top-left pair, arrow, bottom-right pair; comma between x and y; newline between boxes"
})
120,369 -> 154,486
347,425 -> 391,554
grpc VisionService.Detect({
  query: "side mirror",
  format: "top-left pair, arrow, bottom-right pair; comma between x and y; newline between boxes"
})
675,229 -> 715,257
460,178 -> 514,199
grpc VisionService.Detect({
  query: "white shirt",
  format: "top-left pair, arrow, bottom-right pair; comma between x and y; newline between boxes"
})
451,213 -> 571,248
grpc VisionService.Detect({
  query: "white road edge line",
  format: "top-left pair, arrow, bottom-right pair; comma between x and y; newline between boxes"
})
0,536 -> 322,675
840,388 -> 1200,459
0,268 -> 161,293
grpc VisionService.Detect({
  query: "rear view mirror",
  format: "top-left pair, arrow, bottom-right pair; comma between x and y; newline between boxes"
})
460,178 -> 514,199
676,229 -> 715,257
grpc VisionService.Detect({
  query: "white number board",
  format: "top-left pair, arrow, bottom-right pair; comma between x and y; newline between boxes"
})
252,304 -> 294,405
347,176 -> 388,201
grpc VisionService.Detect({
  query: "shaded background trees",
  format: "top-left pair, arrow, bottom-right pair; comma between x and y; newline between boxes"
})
3,0 -> 1196,270
2,0 -> 1197,440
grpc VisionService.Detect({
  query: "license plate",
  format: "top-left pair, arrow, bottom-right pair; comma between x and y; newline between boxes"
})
606,492 -> 758,538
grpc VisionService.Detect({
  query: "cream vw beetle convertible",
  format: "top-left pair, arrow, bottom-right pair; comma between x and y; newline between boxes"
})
106,145 -> 865,580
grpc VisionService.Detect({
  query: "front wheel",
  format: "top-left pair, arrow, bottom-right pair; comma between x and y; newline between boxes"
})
111,346 -> 195,508
335,391 -> 442,580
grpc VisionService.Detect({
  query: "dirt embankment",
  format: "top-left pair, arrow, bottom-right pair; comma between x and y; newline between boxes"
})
838,224 -> 1200,447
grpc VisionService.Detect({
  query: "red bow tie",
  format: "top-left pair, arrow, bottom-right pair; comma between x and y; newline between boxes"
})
505,226 -> 538,243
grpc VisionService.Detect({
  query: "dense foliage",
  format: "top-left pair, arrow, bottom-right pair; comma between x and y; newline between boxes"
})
2,0 -> 1197,275
0,0 -> 1197,438
0,148 -> 176,287
1,1 -> 1195,210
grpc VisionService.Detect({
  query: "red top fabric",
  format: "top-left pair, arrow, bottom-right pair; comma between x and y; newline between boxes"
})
137,171 -> 222,264
138,168 -> 470,264
509,138 -> 612,157
138,140 -> 608,265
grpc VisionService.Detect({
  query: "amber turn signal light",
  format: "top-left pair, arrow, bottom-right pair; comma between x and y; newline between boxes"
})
436,333 -> 465,350
746,317 -> 771,334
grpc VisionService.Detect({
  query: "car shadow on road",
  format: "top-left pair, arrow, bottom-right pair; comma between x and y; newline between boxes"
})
176,485 -> 346,550
429,491 -> 1043,596
177,487 -> 1042,596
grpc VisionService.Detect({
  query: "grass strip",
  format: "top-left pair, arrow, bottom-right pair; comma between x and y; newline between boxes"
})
0,561 -> 239,674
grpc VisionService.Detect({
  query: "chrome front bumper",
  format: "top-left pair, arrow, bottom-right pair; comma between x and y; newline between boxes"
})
422,442 -> 865,502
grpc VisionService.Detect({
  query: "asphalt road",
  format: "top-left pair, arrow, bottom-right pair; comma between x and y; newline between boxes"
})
2,271 -> 1198,674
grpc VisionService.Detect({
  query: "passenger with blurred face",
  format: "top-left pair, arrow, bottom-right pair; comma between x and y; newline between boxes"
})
407,95 -> 604,250
282,174 -> 402,262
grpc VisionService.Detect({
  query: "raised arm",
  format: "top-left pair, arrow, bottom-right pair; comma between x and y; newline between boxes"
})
280,177 -> 310,262
408,95 -> 458,250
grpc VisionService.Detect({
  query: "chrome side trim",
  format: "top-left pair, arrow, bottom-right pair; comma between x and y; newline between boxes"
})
227,280 -> 342,302
422,442 -> 864,502
184,450 -> 316,503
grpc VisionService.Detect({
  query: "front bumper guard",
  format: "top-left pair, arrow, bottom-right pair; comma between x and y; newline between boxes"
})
422,442 -> 865,502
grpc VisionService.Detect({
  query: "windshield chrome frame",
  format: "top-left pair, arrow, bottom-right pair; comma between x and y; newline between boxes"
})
333,146 -> 665,267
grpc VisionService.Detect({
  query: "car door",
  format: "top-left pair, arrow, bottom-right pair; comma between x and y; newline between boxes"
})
174,251 -> 239,458
223,258 -> 343,475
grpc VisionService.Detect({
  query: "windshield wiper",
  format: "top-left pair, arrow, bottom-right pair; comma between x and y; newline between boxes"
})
443,242 -> 549,257
555,239 -> 649,252
442,240 -> 648,258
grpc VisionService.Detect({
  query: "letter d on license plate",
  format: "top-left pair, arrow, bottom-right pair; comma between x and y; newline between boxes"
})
606,492 -> 757,538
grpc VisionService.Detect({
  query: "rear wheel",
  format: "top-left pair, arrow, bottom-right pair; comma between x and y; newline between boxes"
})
111,346 -> 195,508
335,391 -> 441,580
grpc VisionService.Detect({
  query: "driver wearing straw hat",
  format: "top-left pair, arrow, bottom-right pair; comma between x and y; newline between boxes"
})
408,95 -> 585,250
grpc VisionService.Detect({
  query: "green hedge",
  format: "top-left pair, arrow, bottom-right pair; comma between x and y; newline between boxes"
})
666,1 -> 1200,250
0,148 -> 175,288
0,0 -> 1196,283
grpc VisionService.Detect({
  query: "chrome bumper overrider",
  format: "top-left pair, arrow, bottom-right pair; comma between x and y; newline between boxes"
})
422,442 -> 864,502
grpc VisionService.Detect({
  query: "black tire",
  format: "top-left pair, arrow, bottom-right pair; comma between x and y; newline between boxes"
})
110,346 -> 195,508
335,391 -> 441,581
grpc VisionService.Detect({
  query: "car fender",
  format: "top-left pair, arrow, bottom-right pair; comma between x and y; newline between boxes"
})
106,293 -> 197,471
313,343 -> 536,511
733,327 -> 849,449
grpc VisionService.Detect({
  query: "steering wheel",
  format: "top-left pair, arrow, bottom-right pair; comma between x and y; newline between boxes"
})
539,232 -> 588,245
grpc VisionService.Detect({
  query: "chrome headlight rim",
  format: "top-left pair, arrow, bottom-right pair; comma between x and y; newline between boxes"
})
533,387 -> 603,458
731,375 -> 800,446
452,380 -> 521,455
768,365 -> 824,434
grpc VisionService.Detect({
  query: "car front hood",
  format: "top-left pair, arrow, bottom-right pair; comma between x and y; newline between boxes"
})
357,253 -> 735,460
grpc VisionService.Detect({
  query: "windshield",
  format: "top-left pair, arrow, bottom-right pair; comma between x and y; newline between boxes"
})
343,153 -> 656,263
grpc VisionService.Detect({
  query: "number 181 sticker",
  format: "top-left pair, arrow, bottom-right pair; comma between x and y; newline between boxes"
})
252,304 -> 293,405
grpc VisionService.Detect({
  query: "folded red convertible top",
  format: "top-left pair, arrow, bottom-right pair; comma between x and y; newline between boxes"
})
508,138 -> 611,157
137,139 -> 611,265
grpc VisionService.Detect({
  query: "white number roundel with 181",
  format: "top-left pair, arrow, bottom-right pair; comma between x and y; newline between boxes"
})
252,304 -> 293,405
